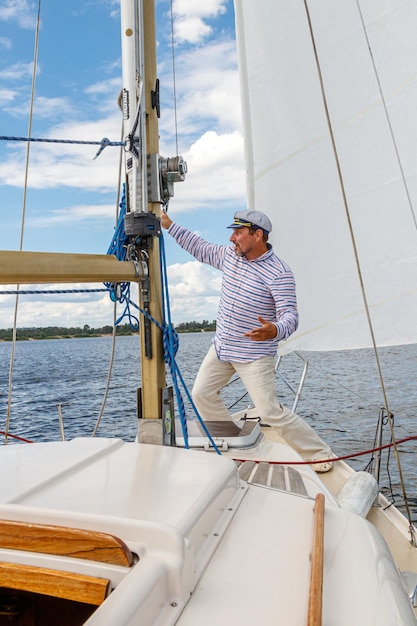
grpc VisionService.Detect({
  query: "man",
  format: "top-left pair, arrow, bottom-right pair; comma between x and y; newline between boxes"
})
161,208 -> 333,472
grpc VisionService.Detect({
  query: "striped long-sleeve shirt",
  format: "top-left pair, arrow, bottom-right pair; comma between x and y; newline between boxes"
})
168,223 -> 299,362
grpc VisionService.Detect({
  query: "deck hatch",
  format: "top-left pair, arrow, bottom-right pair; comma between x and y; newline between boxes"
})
236,461 -> 308,496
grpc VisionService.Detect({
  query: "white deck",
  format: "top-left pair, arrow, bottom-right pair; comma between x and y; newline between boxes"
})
0,437 -> 415,625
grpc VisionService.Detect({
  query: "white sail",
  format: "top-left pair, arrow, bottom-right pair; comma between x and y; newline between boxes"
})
235,0 -> 417,352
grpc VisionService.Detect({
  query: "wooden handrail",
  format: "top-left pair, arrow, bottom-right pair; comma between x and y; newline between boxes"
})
0,561 -> 109,605
0,519 -> 134,567
307,493 -> 325,626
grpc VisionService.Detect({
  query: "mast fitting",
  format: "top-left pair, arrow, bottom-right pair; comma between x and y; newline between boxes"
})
132,260 -> 148,279
146,154 -> 187,206
151,79 -> 160,118
124,211 -> 161,239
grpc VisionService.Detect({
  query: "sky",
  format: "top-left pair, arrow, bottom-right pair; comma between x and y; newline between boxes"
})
0,0 -> 246,329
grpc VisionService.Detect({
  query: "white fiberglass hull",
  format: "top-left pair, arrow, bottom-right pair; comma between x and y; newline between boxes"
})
0,434 -> 416,625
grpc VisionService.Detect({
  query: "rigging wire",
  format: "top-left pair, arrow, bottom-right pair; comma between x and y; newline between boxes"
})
92,306 -> 119,438
303,0 -> 416,545
92,124 -> 126,437
5,0 -> 42,445
292,350 -> 411,431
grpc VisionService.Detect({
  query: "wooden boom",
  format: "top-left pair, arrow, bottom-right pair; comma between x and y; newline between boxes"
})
0,250 -> 142,284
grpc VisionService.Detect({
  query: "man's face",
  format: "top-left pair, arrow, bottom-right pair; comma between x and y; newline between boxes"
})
229,226 -> 263,259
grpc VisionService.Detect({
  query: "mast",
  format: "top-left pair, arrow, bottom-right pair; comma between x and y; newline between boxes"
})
120,0 -> 186,426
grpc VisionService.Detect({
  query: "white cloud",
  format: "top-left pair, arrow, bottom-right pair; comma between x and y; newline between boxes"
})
171,0 -> 227,44
0,60 -> 34,82
0,284 -> 116,328
168,259 -> 221,294
165,260 -> 221,322
28,204 -> 117,226
174,16 -> 212,44
159,39 -> 241,139
0,147 -> 120,193
0,0 -> 36,29
5,95 -> 75,120
165,130 -> 246,212
157,35 -> 244,214
0,36 -> 11,49
85,77 -> 122,106
173,0 -> 226,18
0,87 -> 16,105
0,111 -> 122,191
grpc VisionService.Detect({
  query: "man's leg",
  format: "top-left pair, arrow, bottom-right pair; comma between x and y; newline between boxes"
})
192,345 -> 235,421
234,356 -> 332,461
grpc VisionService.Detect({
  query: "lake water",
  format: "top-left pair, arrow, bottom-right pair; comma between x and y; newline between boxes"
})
1,333 -> 416,520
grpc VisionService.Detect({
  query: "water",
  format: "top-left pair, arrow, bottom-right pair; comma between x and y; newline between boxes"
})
1,333 -> 416,520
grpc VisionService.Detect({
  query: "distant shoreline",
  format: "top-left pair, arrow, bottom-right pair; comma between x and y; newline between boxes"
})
0,321 -> 216,342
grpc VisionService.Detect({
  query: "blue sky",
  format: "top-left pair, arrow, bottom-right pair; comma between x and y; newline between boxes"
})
0,0 -> 246,328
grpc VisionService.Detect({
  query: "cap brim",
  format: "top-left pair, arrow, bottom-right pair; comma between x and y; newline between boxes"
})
227,222 -> 269,233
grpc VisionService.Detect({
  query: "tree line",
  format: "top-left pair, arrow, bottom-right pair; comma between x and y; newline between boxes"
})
0,320 -> 216,341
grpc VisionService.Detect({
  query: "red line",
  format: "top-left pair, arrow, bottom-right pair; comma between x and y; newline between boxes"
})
233,435 -> 417,465
0,431 -> 33,444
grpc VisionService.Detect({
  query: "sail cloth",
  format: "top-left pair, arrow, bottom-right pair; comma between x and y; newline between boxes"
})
234,0 -> 417,353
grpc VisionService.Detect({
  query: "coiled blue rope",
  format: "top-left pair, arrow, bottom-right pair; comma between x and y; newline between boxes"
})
105,186 -> 139,329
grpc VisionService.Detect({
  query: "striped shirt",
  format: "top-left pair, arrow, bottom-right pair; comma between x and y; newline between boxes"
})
168,223 -> 299,362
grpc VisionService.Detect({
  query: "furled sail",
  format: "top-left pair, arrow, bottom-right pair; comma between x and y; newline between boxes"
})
235,0 -> 417,352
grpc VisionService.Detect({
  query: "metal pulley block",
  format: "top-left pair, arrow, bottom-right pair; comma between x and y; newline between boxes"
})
147,154 -> 187,206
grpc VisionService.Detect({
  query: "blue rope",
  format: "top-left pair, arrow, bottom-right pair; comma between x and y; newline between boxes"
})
0,136 -> 124,159
0,288 -> 107,295
159,235 -> 221,455
105,185 -> 138,329
159,235 -> 188,447
0,135 -> 123,145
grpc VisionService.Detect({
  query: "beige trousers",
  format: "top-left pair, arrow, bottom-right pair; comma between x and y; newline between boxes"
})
192,345 -> 332,462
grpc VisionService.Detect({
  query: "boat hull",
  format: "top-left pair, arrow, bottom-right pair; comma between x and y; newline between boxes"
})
0,436 -> 415,625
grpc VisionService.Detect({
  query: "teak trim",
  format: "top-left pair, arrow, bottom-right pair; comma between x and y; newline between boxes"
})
307,493 -> 325,626
0,561 -> 109,605
0,519 -> 134,567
